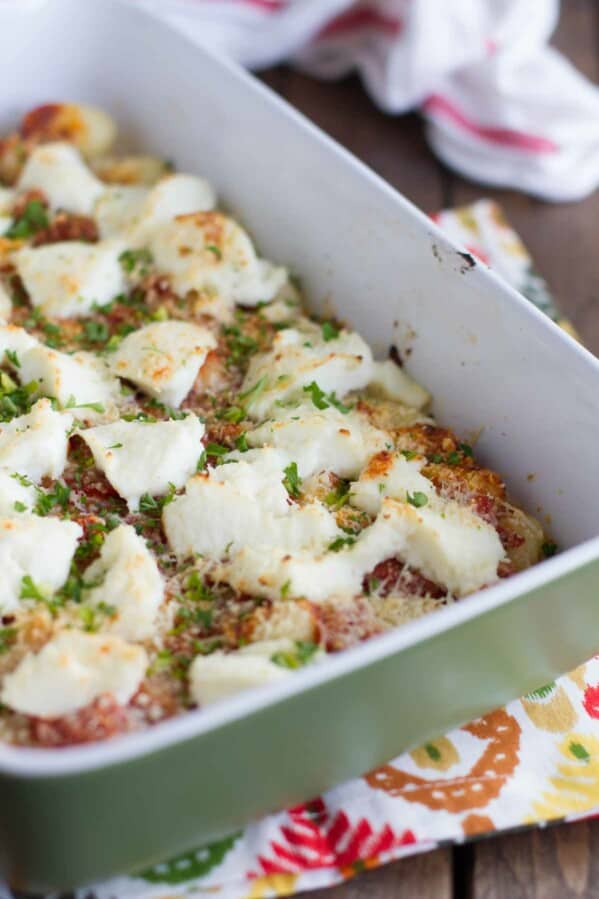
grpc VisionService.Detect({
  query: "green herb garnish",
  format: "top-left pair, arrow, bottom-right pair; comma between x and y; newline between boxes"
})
328,535 -> 356,552
271,641 -> 320,670
321,321 -> 340,342
119,247 -> 153,274
282,461 -> 302,499
407,491 -> 428,508
6,199 -> 48,239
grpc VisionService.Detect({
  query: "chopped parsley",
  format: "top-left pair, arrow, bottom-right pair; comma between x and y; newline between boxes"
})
328,535 -> 356,552
139,483 -> 177,516
6,199 -> 48,239
321,321 -> 340,342
79,601 -> 117,633
303,380 -> 328,410
81,320 -> 110,345
302,381 -> 353,414
407,491 -> 428,508
235,432 -> 249,453
64,397 -> 105,414
4,349 -> 20,368
239,375 -> 267,404
222,325 -> 259,368
542,541 -> 558,558
282,461 -> 302,499
0,627 -> 17,654
34,481 -> 71,516
0,377 -> 39,422
271,641 -> 320,669
324,480 -> 350,510
12,500 -> 27,513
221,405 -> 245,424
202,443 -> 229,466
364,576 -> 381,595
205,244 -> 222,259
400,449 -> 418,461
119,247 -> 153,274
19,575 -> 50,603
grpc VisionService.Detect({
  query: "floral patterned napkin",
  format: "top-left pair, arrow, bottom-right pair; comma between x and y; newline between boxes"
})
7,200 -> 593,899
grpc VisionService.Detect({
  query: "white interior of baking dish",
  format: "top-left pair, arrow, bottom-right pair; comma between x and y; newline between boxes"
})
0,0 -> 598,774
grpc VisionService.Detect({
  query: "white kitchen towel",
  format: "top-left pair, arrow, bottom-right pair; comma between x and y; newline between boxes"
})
1,0 -> 597,201
119,0 -> 599,202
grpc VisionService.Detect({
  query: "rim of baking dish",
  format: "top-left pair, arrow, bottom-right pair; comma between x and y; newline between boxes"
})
1,0 -> 599,776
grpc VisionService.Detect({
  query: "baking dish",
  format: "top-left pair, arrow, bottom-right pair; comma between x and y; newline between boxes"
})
0,0 -> 599,890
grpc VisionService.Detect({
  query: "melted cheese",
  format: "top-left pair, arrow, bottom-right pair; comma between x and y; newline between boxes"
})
0,399 -> 72,482
17,142 -> 105,215
1,631 -> 147,717
0,187 -> 14,238
131,174 -> 216,240
0,469 -> 36,516
82,525 -> 164,641
148,211 -> 286,316
383,500 -> 504,596
0,282 -> 12,320
241,327 -> 373,419
350,452 -> 504,593
164,447 -> 339,560
110,320 -> 217,407
95,185 -> 148,239
15,239 -> 126,318
0,324 -> 39,365
189,640 -> 295,705
350,452 -> 434,516
222,492 -> 503,601
369,360 -> 430,409
222,499 -> 408,602
0,514 -> 81,612
78,414 -> 204,511
19,346 -> 119,414
247,401 -> 389,478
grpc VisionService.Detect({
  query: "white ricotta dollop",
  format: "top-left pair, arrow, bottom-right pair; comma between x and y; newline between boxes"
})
81,524 -> 164,641
0,514 -> 81,612
17,142 -> 105,215
19,346 -> 119,412
14,238 -> 126,318
148,211 -> 286,316
110,320 -> 217,407
1,631 -> 147,717
78,414 -> 204,511
247,401 -> 389,479
163,447 -> 338,560
241,327 -> 373,419
0,399 -> 72,482
189,640 -> 296,706
0,468 -> 37,516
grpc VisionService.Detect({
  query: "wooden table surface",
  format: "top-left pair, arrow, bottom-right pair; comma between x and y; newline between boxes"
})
259,2 -> 599,897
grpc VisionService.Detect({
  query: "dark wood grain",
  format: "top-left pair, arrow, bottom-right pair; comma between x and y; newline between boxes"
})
469,821 -> 599,899
305,848 -> 453,899
258,1 -> 599,898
